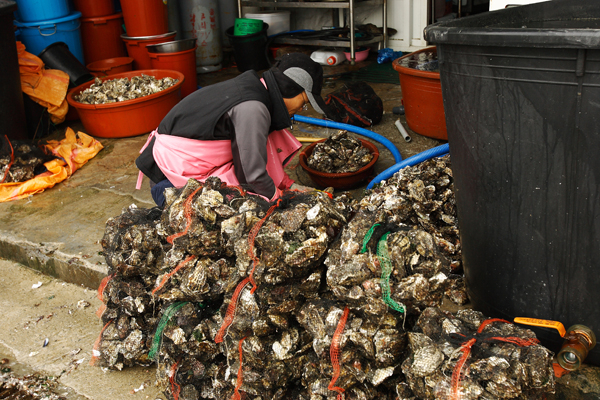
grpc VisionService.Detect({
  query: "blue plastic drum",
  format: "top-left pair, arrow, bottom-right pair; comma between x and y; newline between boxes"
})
14,11 -> 85,64
14,0 -> 70,22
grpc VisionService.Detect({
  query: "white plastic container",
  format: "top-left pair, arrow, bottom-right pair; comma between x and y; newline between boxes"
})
244,11 -> 290,36
310,48 -> 346,66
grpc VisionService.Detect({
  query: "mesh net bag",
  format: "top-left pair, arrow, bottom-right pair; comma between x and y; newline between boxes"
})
401,307 -> 555,400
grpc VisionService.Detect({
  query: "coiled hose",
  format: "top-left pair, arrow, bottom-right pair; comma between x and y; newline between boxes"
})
292,115 -> 403,163
366,143 -> 450,189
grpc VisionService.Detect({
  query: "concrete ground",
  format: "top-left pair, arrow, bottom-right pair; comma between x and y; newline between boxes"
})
1,51 -> 599,399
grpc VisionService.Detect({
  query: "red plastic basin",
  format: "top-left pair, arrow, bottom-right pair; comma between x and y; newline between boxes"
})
66,70 -> 184,138
392,47 -> 447,141
87,57 -> 134,77
299,138 -> 379,190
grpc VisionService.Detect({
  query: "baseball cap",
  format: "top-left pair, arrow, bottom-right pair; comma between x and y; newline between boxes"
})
270,53 -> 330,116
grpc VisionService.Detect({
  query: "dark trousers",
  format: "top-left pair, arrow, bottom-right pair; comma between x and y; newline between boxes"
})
150,179 -> 174,207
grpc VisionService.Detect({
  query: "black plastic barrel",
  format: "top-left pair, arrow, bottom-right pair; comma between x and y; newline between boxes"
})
38,42 -> 94,88
226,23 -> 270,73
424,0 -> 600,364
0,0 -> 27,140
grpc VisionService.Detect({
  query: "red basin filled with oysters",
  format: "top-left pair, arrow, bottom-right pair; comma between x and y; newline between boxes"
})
299,138 -> 379,190
66,70 -> 184,138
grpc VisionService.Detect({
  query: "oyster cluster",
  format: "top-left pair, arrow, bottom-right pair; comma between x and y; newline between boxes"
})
94,157 -> 554,399
402,307 -> 555,399
325,154 -> 465,321
74,74 -> 179,104
0,138 -> 54,183
307,130 -> 374,173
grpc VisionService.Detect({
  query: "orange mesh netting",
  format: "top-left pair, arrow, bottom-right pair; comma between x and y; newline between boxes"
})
230,336 -> 247,400
166,186 -> 203,244
89,319 -> 113,366
329,306 -> 350,400
0,136 -> 14,184
152,255 -> 197,296
215,200 -> 281,344
169,361 -> 181,400
214,277 -> 251,344
97,273 -> 114,302
95,304 -> 107,319
450,318 -> 541,399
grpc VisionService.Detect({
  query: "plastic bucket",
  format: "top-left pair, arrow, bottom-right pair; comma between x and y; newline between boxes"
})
233,18 -> 262,36
392,47 -> 447,140
244,11 -> 290,36
424,0 -> 600,365
225,23 -> 269,73
66,69 -> 184,138
149,46 -> 197,98
15,11 -> 85,64
73,0 -> 114,18
1,0 -> 27,140
38,41 -> 93,88
121,31 -> 176,70
80,12 -> 126,64
14,0 -> 70,22
119,0 -> 168,37
87,56 -> 133,77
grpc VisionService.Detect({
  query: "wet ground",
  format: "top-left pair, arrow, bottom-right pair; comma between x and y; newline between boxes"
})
1,48 -> 600,399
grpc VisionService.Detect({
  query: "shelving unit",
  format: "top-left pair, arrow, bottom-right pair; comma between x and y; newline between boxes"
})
237,0 -> 387,62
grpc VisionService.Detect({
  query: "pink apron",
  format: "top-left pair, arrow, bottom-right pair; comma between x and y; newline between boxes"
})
136,128 -> 300,193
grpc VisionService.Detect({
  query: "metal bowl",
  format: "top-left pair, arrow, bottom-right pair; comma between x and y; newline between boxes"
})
146,38 -> 197,53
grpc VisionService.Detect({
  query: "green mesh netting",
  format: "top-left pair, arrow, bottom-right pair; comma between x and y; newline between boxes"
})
360,223 -> 381,254
359,224 -> 405,314
148,301 -> 189,360
377,232 -> 405,314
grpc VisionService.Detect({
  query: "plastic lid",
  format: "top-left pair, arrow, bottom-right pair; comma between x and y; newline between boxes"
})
424,0 -> 600,49
14,11 -> 82,27
0,0 -> 17,17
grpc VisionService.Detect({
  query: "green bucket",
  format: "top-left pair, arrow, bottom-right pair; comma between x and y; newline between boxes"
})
234,18 -> 263,36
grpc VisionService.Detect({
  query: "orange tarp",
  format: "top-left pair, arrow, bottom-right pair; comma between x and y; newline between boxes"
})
17,41 -> 70,124
0,128 -> 103,202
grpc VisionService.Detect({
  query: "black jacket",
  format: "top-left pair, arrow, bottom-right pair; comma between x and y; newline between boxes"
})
135,70 -> 292,198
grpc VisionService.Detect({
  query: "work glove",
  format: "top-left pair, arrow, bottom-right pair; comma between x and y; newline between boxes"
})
290,183 -> 314,192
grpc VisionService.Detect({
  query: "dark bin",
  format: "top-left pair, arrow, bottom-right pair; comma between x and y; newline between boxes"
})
226,23 -> 270,73
424,0 -> 600,364
0,0 -> 27,140
38,42 -> 94,89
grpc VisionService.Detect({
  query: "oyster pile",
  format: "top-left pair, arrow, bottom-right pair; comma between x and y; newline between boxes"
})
402,307 -> 555,399
94,157 -> 553,399
0,138 -> 54,183
74,74 -> 179,104
307,130 -> 374,173
325,154 -> 465,321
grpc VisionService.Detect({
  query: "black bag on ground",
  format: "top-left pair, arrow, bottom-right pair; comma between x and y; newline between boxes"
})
324,81 -> 383,127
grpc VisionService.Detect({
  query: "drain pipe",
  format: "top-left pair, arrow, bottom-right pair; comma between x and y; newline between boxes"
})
292,115 -> 403,164
366,143 -> 449,190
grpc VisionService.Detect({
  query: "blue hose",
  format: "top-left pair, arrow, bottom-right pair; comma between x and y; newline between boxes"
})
292,115 -> 403,163
366,143 -> 450,190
